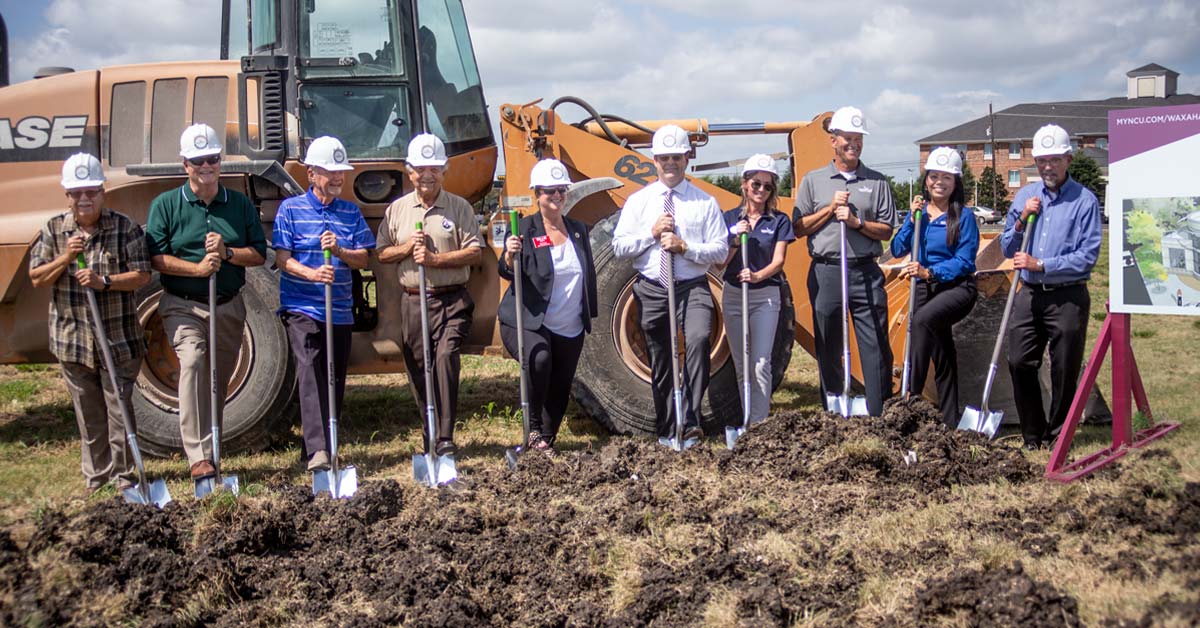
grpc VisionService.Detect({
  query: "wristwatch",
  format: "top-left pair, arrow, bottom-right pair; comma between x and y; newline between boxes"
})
224,246 -> 235,261
101,275 -> 112,291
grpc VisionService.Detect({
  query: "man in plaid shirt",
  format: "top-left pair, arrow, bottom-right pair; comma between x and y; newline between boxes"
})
29,153 -> 152,496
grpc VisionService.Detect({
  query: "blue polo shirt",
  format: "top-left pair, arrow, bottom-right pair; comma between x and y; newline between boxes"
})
721,207 -> 796,289
272,190 -> 375,324
890,206 -> 979,282
1000,176 -> 1101,284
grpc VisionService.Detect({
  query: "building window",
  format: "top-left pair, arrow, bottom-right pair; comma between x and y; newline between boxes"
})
984,143 -> 993,160
1137,76 -> 1156,98
1008,169 -> 1020,187
1096,137 -> 1108,150
955,144 -> 968,158
1009,142 -> 1020,158
1169,248 -> 1186,269
1070,139 -> 1079,151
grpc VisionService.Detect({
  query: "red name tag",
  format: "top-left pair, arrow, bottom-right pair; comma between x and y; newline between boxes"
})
533,235 -> 553,248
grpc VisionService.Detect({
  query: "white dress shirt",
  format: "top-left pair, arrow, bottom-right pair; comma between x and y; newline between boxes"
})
612,179 -> 728,282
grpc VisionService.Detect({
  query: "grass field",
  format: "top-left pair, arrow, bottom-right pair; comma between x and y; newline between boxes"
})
0,235 -> 1197,624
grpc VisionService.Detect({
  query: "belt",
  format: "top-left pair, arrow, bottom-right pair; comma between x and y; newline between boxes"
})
811,255 -> 877,265
167,291 -> 235,306
637,274 -> 707,288
404,284 -> 466,296
1026,279 -> 1088,292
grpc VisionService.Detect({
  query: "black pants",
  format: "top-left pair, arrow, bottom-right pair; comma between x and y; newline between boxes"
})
633,277 -> 713,439
499,323 -> 585,442
1007,284 -> 1090,444
909,277 -> 977,428
400,288 -> 474,448
808,260 -> 893,416
282,312 -> 352,458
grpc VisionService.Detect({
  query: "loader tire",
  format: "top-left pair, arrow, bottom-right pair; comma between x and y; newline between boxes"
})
131,259 -> 297,458
574,213 -> 794,437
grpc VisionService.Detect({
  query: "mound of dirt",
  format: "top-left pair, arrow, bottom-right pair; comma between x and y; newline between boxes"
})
893,562 -> 1083,627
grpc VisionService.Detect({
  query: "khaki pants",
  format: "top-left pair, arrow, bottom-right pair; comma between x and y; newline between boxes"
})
61,355 -> 142,490
400,288 -> 473,448
159,292 -> 246,465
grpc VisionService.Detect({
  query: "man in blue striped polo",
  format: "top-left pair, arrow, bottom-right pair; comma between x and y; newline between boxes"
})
272,136 -> 375,471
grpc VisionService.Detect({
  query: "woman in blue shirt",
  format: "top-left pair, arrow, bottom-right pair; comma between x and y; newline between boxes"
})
890,147 -> 980,428
721,154 -> 796,427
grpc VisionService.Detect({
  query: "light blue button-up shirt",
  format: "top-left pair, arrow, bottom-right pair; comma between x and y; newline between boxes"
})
1000,176 -> 1101,284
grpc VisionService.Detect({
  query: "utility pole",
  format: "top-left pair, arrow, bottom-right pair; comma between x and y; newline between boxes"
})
988,103 -> 997,208
907,168 -> 914,206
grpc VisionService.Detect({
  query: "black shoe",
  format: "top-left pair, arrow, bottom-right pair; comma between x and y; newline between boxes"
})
682,426 -> 704,442
435,439 -> 458,456
1023,437 -> 1042,451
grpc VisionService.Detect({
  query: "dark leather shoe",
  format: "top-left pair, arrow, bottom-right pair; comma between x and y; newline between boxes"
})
435,440 -> 458,456
190,460 -> 217,480
683,426 -> 704,441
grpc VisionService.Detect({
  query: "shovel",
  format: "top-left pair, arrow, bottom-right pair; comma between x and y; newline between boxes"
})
76,255 -> 171,508
899,208 -> 924,399
195,272 -> 240,498
656,248 -> 699,452
412,222 -> 458,487
826,221 -> 870,417
725,232 -> 752,449
504,211 -> 533,470
313,248 -> 357,498
959,214 -> 1037,438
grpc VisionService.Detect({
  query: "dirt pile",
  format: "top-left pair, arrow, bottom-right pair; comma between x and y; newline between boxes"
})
891,562 -> 1082,627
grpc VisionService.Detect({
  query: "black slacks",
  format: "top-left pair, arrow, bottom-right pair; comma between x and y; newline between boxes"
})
808,260 -> 893,416
633,276 -> 713,439
1006,284 -> 1090,444
908,277 -> 977,428
282,311 -> 353,457
499,323 -> 585,442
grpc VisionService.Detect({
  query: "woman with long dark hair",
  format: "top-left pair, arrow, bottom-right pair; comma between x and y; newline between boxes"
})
890,147 -> 980,427
721,154 -> 795,427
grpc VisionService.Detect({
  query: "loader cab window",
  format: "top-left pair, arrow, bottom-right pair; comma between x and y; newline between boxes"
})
298,0 -> 406,78
416,0 -> 491,152
299,84 -> 413,159
251,0 -> 280,51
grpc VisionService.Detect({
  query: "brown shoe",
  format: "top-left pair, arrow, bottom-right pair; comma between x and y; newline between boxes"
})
683,426 -> 704,442
307,450 -> 331,472
190,460 -> 217,480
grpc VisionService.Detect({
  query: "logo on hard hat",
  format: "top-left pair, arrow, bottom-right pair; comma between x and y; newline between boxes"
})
551,166 -> 566,180
194,135 -> 208,149
74,165 -> 90,180
851,115 -> 863,128
421,145 -> 435,159
936,154 -> 949,166
333,148 -> 346,163
757,156 -> 771,168
663,134 -> 677,147
1041,135 -> 1056,148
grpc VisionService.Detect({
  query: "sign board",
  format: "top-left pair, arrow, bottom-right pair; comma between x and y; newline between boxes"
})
1108,103 -> 1200,315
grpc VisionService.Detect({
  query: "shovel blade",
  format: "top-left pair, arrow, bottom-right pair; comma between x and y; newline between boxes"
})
724,426 -> 745,450
412,453 -> 458,487
122,480 -> 172,508
958,407 -> 1004,440
194,475 -> 240,499
504,446 -> 522,470
656,436 -> 700,452
313,466 -> 358,499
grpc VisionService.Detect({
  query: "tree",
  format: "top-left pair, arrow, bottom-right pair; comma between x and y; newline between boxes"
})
960,162 -> 977,205
777,170 -> 793,198
1126,210 -> 1166,282
700,175 -> 742,196
1068,150 -> 1106,206
976,166 -> 1008,213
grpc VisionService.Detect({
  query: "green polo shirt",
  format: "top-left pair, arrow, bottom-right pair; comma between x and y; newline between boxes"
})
145,183 -> 268,299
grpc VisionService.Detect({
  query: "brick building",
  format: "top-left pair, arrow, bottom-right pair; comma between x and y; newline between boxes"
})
916,64 -> 1200,202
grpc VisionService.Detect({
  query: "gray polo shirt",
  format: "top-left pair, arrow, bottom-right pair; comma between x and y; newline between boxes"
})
793,161 -> 895,258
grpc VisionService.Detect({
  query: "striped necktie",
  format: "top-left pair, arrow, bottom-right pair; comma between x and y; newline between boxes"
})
659,189 -> 675,287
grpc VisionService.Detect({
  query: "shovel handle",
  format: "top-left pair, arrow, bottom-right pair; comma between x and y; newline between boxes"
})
324,248 -> 332,263
76,253 -> 87,270
509,210 -> 518,236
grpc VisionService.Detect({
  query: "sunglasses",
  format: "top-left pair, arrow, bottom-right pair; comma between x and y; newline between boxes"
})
539,187 -> 569,197
749,179 -> 776,193
187,155 -> 221,167
657,154 -> 687,163
68,188 -> 102,199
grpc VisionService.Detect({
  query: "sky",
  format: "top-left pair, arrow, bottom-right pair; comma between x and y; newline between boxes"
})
4,0 -> 1199,179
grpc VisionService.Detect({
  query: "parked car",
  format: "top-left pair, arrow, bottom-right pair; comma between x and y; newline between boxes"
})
971,206 -> 1001,224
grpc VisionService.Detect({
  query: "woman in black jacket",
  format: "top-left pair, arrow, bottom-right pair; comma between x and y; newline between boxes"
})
498,159 -> 598,451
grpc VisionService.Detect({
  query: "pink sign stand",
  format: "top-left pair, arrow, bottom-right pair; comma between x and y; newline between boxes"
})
1045,304 -> 1180,482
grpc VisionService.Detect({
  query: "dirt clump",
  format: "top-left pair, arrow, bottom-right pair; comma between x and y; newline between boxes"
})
890,561 -> 1083,627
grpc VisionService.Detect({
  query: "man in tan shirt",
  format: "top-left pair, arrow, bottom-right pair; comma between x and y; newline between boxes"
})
376,133 -> 481,455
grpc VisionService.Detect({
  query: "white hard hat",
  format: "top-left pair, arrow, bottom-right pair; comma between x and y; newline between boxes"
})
179,123 -> 223,159
1032,124 -> 1071,157
924,146 -> 963,175
651,125 -> 691,156
304,136 -> 354,171
406,133 -> 448,167
828,106 -> 870,135
61,153 -> 105,190
530,159 -> 572,188
742,153 -> 779,178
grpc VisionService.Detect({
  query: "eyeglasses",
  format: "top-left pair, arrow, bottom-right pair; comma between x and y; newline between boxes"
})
187,155 -> 221,167
67,188 -> 102,199
539,187 -> 569,197
749,180 -> 776,193
656,154 -> 687,163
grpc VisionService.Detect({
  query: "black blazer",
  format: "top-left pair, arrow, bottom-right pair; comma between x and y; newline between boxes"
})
497,212 -> 598,334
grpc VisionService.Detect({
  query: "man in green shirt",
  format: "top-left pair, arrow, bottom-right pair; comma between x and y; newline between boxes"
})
145,123 -> 267,483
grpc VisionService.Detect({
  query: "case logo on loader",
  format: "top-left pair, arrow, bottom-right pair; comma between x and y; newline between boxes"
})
0,115 -> 96,162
